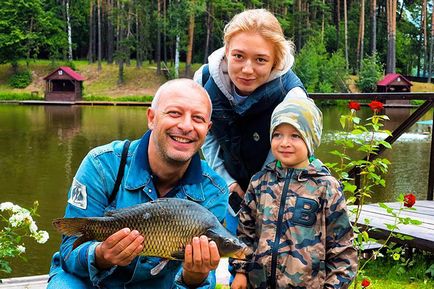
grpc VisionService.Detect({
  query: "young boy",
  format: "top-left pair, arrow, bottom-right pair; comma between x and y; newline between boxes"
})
231,98 -> 357,289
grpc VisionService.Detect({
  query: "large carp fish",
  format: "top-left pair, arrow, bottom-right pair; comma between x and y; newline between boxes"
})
53,198 -> 249,263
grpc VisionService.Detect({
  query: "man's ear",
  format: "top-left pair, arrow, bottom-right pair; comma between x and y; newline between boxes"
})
207,121 -> 212,132
147,108 -> 155,130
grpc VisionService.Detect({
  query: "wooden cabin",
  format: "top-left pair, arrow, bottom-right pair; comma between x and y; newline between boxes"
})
377,73 -> 412,92
377,73 -> 412,106
44,66 -> 84,101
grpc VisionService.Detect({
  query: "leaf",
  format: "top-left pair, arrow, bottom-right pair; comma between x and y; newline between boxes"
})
346,196 -> 356,205
353,117 -> 361,124
343,183 -> 357,193
362,231 -> 369,242
425,264 -> 434,277
379,141 -> 392,149
378,202 -> 388,210
339,116 -> 346,129
385,223 -> 397,231
351,129 -> 364,135
409,219 -> 423,225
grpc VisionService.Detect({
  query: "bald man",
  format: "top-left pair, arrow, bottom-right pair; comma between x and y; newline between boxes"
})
48,79 -> 229,289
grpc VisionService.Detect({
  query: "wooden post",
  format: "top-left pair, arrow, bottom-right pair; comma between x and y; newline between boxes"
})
428,104 -> 434,200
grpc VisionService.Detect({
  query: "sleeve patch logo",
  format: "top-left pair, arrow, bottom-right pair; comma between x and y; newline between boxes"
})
68,178 -> 87,209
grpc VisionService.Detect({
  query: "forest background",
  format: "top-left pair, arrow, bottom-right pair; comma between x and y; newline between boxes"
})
0,0 -> 433,97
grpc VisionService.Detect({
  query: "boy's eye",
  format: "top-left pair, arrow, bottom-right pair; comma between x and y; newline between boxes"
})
292,134 -> 301,139
272,132 -> 282,139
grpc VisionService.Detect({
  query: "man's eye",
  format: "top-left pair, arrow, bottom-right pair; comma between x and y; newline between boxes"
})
167,111 -> 181,117
193,115 -> 206,123
257,58 -> 267,63
233,54 -> 243,59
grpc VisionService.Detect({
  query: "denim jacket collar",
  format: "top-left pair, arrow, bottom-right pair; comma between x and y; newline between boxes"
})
124,130 -> 204,200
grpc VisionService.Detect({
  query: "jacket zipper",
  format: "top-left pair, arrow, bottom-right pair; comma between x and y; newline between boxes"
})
269,169 -> 293,289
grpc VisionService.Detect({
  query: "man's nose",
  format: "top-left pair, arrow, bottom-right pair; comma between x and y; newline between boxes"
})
178,115 -> 194,131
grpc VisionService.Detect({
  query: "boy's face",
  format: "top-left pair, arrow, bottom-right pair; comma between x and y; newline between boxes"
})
271,123 -> 309,169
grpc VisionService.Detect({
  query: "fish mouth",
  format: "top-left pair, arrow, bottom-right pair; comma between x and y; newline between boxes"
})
231,246 -> 253,260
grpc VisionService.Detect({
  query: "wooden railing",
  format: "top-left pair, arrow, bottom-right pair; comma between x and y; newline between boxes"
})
309,92 -> 434,200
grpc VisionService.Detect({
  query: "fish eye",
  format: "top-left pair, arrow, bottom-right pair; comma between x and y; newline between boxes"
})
224,239 -> 232,246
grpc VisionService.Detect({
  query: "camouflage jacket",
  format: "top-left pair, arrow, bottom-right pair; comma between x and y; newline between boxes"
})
231,159 -> 357,289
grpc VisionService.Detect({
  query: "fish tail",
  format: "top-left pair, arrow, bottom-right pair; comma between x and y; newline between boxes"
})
52,218 -> 89,237
53,218 -> 94,249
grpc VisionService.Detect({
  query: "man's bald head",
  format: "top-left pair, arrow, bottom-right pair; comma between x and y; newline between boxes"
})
151,79 -> 212,120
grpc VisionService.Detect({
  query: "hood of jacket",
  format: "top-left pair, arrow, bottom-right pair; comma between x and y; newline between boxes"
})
206,46 -> 295,103
264,158 -> 332,181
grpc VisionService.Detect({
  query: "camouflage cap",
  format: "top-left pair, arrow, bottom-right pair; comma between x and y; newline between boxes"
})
270,97 -> 323,156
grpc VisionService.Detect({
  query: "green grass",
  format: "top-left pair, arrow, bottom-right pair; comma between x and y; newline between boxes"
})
83,95 -> 153,102
216,252 -> 434,289
0,60 -> 432,101
0,59 -> 167,100
0,91 -> 42,101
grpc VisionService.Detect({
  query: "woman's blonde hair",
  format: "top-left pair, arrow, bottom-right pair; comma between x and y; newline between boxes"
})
223,9 -> 294,71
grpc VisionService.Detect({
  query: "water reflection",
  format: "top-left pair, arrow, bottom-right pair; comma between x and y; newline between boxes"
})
0,104 -> 431,278
0,104 -> 148,278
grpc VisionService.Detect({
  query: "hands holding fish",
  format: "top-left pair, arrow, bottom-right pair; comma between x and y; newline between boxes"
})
95,229 -> 220,287
182,235 -> 220,286
95,228 -> 144,269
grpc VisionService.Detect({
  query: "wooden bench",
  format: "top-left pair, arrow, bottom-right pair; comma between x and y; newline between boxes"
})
349,200 -> 434,252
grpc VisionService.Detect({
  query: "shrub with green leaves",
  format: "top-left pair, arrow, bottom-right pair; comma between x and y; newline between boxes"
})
8,70 -> 32,88
356,54 -> 383,93
294,36 -> 348,94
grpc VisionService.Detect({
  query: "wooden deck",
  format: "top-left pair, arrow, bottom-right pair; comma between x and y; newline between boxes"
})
349,200 -> 434,252
0,274 -> 48,288
19,100 -> 152,106
0,259 -> 232,288
2,201 -> 432,288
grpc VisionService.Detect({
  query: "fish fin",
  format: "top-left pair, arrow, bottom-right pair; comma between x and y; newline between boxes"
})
170,251 -> 185,261
52,218 -> 88,236
150,259 -> 169,275
72,235 -> 91,250
170,242 -> 186,261
104,203 -> 146,217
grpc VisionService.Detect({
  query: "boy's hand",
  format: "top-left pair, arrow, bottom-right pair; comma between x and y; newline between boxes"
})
231,273 -> 248,289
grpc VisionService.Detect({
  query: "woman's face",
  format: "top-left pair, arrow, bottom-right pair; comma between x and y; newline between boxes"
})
225,31 -> 275,95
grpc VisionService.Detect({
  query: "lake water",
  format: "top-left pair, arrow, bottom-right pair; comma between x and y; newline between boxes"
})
0,103 -> 432,278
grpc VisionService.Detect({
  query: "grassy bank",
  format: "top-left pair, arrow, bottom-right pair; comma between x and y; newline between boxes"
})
1,60 -> 433,101
216,252 -> 434,289
0,60 -> 169,100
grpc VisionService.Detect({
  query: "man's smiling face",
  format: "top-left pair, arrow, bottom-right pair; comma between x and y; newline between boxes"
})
147,82 -> 212,165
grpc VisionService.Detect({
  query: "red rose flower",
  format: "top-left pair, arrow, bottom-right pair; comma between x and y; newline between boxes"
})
404,193 -> 416,208
368,100 -> 384,112
361,279 -> 371,288
348,101 -> 361,111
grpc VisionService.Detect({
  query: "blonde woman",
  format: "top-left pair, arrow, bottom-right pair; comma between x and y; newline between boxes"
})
194,8 -> 307,243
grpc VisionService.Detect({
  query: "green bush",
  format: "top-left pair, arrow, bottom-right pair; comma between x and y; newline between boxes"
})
294,36 -> 349,93
356,54 -> 383,92
8,71 -> 32,88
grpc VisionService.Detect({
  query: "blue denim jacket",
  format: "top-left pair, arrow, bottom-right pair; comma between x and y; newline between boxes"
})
48,131 -> 229,289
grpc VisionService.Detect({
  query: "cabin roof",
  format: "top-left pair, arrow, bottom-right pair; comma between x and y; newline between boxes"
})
377,73 -> 412,86
44,66 -> 85,81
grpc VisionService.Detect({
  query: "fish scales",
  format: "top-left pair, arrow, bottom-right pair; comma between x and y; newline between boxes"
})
53,198 -> 248,260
